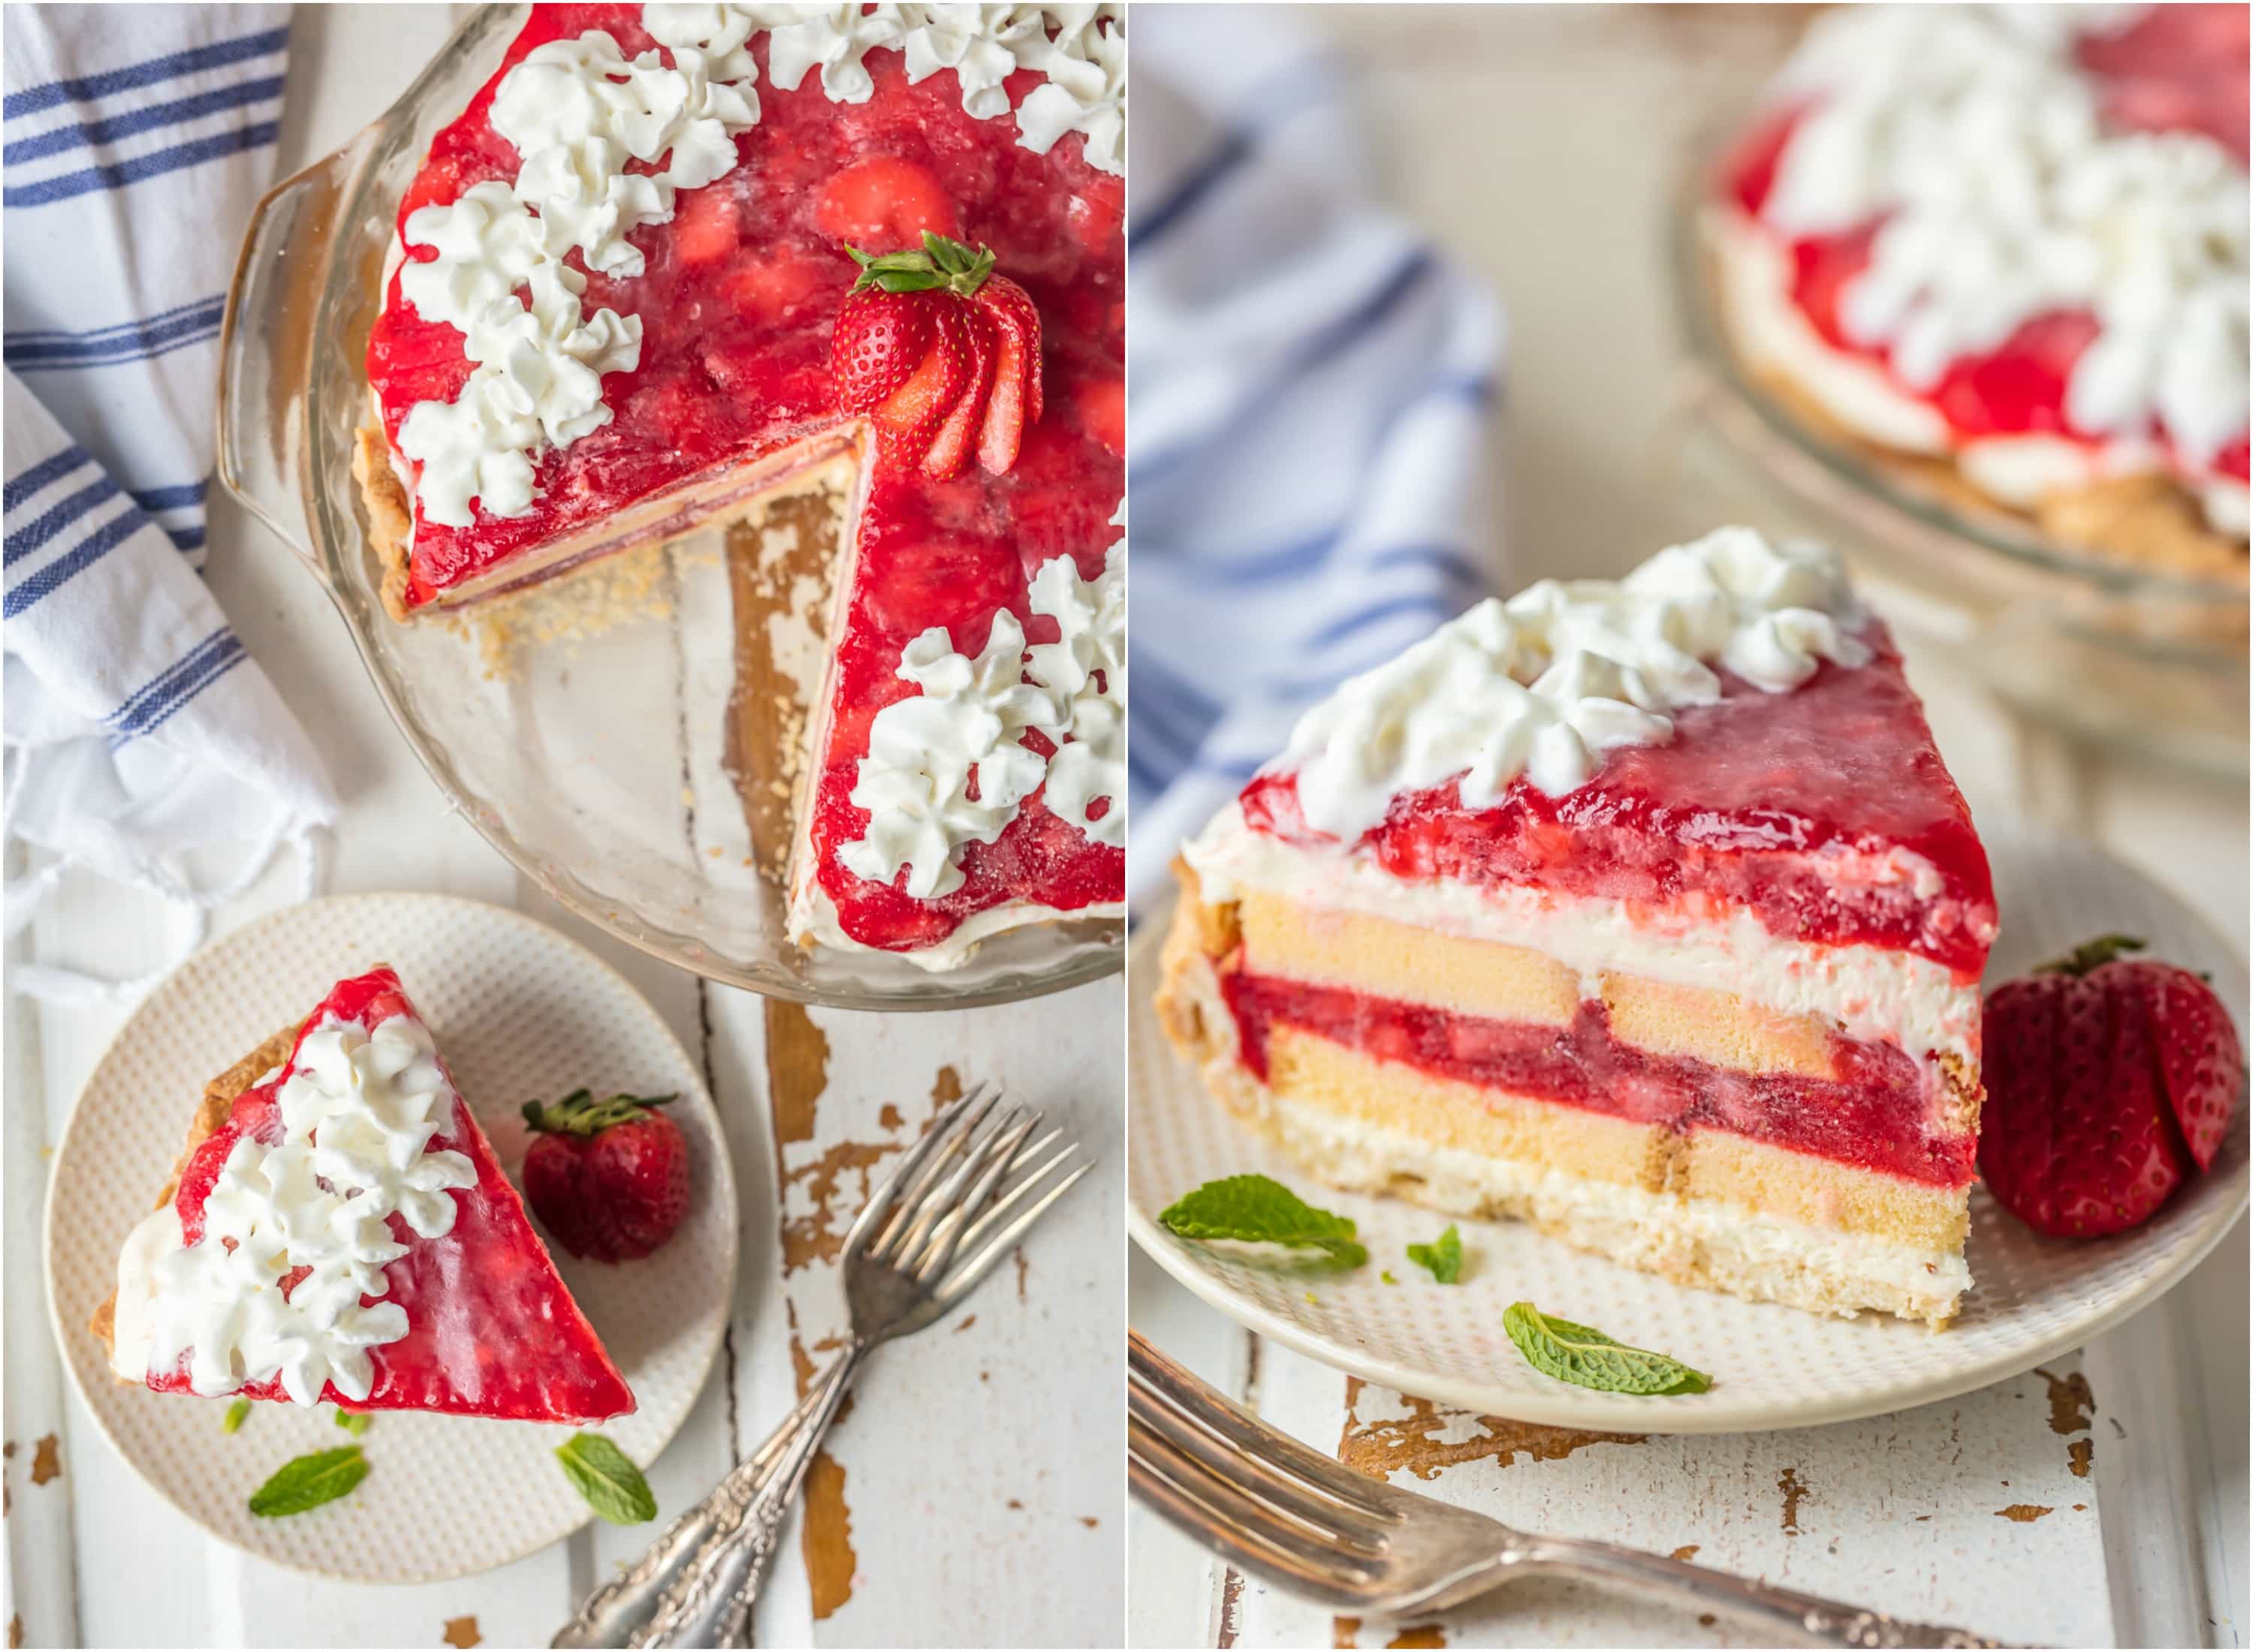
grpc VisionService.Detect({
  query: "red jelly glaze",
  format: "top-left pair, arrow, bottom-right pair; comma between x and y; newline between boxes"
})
1720,3 -> 2251,486
1223,971 -> 1976,1189
1242,623 -> 1998,981
366,6 -> 1124,953
148,968 -> 635,1424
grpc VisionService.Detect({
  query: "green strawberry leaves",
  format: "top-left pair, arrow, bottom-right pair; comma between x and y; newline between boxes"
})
847,232 -> 998,298
222,1398 -> 252,1435
1157,1174 -> 1368,1270
522,1089 -> 678,1138
1504,1303 -> 1711,1395
1405,1225 -> 1464,1283
249,1446 -> 369,1518
556,1433 -> 658,1525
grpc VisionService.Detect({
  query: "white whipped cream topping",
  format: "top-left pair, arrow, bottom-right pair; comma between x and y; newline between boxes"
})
1027,538 -> 1126,847
1182,799 -> 1983,1075
839,609 -> 1056,899
395,4 -> 1124,531
1274,527 -> 1871,843
1758,4 -> 2248,484
840,538 -> 1126,895
107,1014 -> 478,1406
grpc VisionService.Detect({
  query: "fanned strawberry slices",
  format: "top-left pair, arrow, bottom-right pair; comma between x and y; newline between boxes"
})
101,968 -> 634,1424
833,233 -> 1045,480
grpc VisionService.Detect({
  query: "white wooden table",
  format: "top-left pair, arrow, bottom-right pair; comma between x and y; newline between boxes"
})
1126,8 -> 2248,1647
2,9 -> 1121,1647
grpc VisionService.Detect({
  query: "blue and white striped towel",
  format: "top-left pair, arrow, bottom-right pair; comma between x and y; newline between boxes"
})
3,6 -> 335,1005
1126,6 -> 1506,906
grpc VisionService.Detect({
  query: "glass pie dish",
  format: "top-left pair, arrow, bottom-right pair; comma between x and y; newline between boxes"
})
216,5 -> 1121,1008
1660,113 -> 2248,777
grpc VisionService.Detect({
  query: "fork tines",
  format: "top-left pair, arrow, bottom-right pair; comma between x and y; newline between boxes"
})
1128,1331 -> 1406,1604
853,1084 -> 1091,1286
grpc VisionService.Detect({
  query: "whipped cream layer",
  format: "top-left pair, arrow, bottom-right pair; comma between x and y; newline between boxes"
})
1272,527 -> 1871,843
1736,4 -> 2248,532
1184,800 -> 1982,1075
109,1014 -> 475,1406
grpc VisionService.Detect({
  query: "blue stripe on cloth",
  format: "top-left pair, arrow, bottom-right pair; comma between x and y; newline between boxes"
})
2,443 -> 89,511
4,293 -> 224,346
118,644 -> 249,744
1304,592 -> 1457,653
164,523 -> 207,553
128,477 -> 211,512
1359,542 -> 1488,592
4,119 -> 279,207
2,504 -> 145,616
1131,249 -> 1442,489
1128,128 -> 1251,253
4,295 -> 226,368
2,26 -> 289,121
3,74 -> 285,165
3,475 -> 120,565
106,625 -> 241,736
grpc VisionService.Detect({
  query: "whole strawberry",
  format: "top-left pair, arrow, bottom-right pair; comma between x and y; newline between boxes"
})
830,232 -> 1040,480
1980,934 -> 2242,1238
520,1090 -> 690,1264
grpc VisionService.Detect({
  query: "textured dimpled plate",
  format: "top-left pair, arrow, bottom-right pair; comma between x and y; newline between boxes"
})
44,894 -> 737,1581
1130,825 -> 2250,1433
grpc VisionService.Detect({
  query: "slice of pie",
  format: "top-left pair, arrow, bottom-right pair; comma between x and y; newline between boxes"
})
357,4 -> 1126,966
1157,527 -> 1998,1327
1706,3 -> 2248,581
95,967 -> 635,1422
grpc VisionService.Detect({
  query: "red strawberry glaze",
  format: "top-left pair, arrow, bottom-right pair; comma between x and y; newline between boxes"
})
148,968 -> 634,1423
366,5 -> 1124,953
1241,623 -> 1996,981
1223,971 -> 1974,1189
1718,4 -> 2250,488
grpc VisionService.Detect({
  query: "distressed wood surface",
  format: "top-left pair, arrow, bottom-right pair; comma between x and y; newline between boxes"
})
1125,6 -> 2248,1647
2,8 -> 1122,1647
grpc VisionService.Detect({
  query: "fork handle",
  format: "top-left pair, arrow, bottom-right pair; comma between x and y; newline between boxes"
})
628,1342 -> 865,1647
1518,1535 -> 2005,1647
550,1350 -> 858,1649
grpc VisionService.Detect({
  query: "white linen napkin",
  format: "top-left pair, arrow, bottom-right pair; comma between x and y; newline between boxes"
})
3,6 -> 336,1004
1126,5 -> 1507,906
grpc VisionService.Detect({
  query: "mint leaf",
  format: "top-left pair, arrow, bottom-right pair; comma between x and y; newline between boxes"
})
556,1433 -> 656,1525
1157,1174 -> 1367,1269
249,1446 -> 368,1517
1406,1225 -> 1464,1283
222,1398 -> 252,1435
1503,1303 -> 1711,1395
333,1408 -> 370,1437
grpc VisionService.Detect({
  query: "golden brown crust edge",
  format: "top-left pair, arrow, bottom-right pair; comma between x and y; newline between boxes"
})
352,421 -> 417,624
90,1024 -> 300,1358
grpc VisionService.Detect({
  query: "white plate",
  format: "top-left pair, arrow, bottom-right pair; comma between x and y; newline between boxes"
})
44,894 -> 737,1582
1128,826 -> 2249,1433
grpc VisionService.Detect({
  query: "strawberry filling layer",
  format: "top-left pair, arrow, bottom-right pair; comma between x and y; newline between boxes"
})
146,970 -> 634,1423
1223,969 -> 1975,1190
1241,630 -> 1997,980
1718,3 -> 2251,489
368,5 -> 1126,953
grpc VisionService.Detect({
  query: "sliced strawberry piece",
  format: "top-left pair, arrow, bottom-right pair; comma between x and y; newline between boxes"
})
2136,963 -> 2244,1171
872,301 -> 973,471
674,185 -> 739,266
816,155 -> 961,251
834,287 -> 937,412
973,276 -> 1042,474
922,303 -> 998,481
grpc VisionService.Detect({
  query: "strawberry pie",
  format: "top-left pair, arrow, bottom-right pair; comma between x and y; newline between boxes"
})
1158,529 -> 1998,1326
95,967 -> 635,1423
1708,4 -> 2248,583
357,5 -> 1126,966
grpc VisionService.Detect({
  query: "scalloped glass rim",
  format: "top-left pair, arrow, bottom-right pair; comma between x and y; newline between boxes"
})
223,5 -> 1122,1010
1665,114 -> 2248,612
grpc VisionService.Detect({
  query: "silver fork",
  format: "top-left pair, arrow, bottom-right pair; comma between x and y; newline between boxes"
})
1129,1331 -> 2007,1649
555,1086 -> 1090,1649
